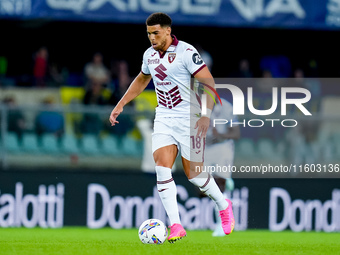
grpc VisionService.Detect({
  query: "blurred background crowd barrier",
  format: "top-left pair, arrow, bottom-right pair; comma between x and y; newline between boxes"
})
0,86 -> 157,170
1,81 -> 339,176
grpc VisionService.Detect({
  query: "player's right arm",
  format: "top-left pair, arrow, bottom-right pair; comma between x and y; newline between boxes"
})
109,72 -> 151,126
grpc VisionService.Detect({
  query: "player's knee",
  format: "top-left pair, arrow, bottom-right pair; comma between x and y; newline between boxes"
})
154,156 -> 176,169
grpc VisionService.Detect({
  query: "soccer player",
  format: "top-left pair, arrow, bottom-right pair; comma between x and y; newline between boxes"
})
204,97 -> 240,236
109,12 -> 234,243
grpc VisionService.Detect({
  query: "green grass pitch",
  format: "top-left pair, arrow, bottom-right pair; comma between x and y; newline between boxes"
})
1,228 -> 339,255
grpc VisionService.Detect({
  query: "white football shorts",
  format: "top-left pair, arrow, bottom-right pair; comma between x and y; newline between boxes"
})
152,117 -> 204,162
204,141 -> 235,179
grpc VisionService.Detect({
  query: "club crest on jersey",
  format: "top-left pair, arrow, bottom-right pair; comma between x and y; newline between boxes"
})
168,53 -> 176,63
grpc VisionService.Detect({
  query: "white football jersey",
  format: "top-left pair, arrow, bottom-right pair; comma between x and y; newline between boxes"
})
141,35 -> 206,118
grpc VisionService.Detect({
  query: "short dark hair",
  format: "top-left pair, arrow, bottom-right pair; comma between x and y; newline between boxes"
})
146,12 -> 172,27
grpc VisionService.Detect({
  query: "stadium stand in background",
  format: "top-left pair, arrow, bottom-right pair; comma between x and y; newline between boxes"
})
1,80 -> 340,174
0,19 -> 340,173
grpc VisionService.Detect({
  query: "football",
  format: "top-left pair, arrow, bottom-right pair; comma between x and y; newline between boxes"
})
138,219 -> 168,244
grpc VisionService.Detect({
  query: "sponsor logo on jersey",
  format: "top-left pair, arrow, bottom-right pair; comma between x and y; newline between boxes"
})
155,64 -> 167,81
157,82 -> 172,85
148,59 -> 160,65
168,53 -> 176,63
192,53 -> 203,65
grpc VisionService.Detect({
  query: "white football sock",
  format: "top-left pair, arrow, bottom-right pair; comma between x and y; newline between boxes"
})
155,166 -> 181,226
189,172 -> 228,211
213,206 -> 225,236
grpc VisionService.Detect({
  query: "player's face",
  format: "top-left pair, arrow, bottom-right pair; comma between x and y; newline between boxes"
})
147,25 -> 171,52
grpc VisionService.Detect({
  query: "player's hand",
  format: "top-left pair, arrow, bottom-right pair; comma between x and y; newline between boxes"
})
109,106 -> 123,126
195,116 -> 210,138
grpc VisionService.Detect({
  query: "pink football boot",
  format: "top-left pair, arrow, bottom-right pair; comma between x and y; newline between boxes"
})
219,199 -> 235,235
168,223 -> 187,243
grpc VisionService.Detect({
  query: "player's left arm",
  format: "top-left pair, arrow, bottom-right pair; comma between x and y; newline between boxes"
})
193,66 -> 215,138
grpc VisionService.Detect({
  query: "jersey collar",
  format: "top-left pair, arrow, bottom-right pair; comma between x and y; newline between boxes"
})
167,35 -> 179,52
158,34 -> 179,58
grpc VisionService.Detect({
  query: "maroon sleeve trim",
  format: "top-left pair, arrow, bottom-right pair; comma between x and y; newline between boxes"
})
141,71 -> 151,76
192,64 -> 207,76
